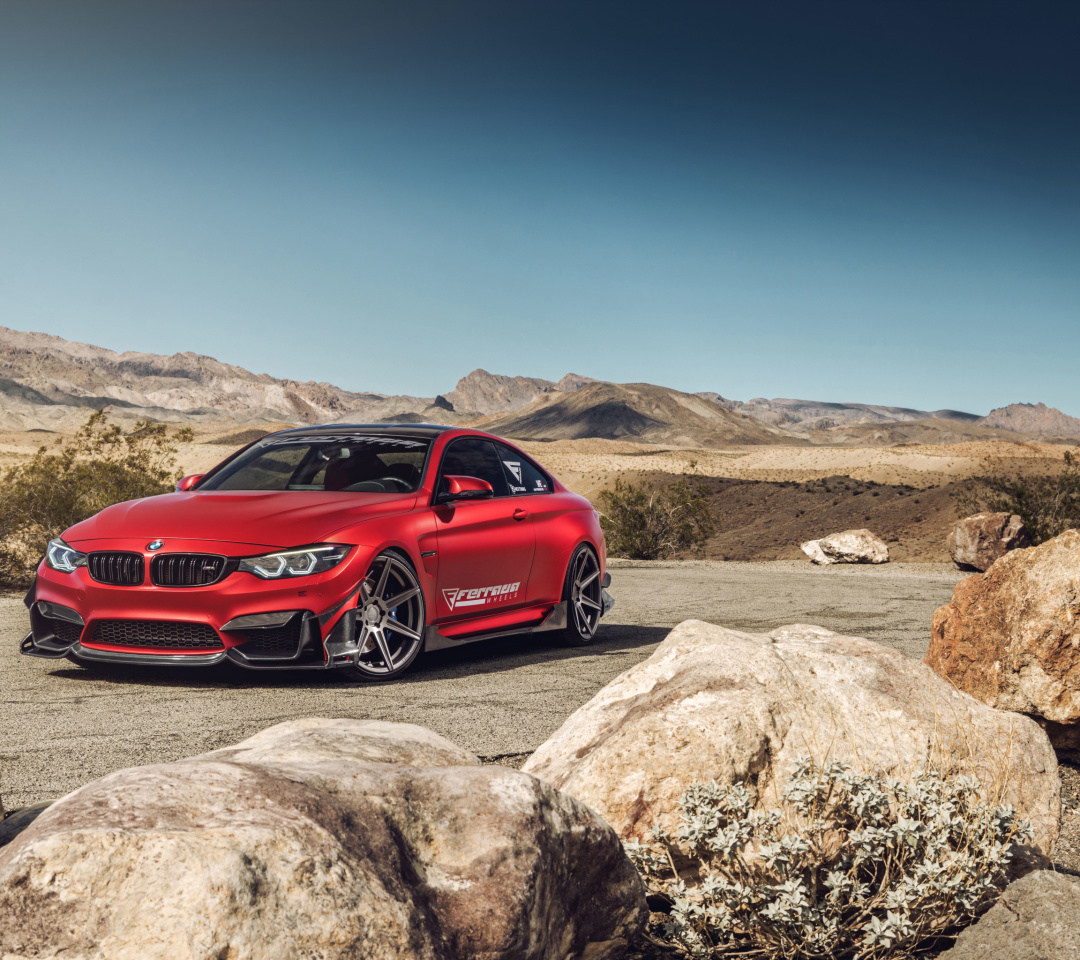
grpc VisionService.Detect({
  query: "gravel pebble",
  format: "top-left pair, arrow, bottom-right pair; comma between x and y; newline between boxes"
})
1056,760 -> 1080,877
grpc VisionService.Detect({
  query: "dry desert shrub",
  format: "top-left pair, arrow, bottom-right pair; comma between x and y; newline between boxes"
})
953,449 -> 1080,545
627,695 -> 1049,960
597,473 -> 715,560
627,758 -> 1032,960
0,411 -> 191,586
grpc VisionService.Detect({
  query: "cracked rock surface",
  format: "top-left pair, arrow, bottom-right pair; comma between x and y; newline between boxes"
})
938,870 -> 1080,960
524,619 -> 1059,859
801,528 -> 890,564
0,718 -> 646,960
926,530 -> 1080,758
947,512 -> 1029,572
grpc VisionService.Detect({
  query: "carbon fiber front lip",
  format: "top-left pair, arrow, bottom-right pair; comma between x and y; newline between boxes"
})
66,642 -> 229,667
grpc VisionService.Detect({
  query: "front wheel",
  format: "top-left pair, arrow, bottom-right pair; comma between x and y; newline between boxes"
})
557,545 -> 603,646
345,552 -> 426,682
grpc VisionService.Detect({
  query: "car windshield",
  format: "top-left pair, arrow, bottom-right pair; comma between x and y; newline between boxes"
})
199,433 -> 432,493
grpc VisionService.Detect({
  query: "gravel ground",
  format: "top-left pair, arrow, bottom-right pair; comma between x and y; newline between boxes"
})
1,559 -> 963,811
4,558 -> 1077,953
1056,761 -> 1080,877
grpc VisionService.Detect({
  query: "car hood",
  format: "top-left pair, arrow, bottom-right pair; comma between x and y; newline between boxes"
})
64,490 -> 417,549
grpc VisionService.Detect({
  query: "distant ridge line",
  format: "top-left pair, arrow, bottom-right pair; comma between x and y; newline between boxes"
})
1,325 -> 1077,441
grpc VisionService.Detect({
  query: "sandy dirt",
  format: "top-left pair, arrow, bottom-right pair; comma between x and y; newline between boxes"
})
518,438 -> 1076,496
3,429 -> 1072,491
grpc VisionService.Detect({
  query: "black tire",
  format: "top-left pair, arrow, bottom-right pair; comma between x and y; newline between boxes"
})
557,544 -> 603,646
345,551 -> 426,682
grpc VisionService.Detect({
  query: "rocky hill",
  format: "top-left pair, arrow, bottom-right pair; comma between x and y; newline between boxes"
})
805,417 -> 1038,446
697,393 -> 981,432
476,381 -> 795,446
443,369 -> 597,415
689,392 -> 1080,445
0,327 -> 598,431
979,402 -> 1080,439
0,325 -> 456,429
443,369 -> 556,416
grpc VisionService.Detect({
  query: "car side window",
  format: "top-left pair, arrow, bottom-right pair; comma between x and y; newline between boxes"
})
438,438 -> 510,498
495,444 -> 552,496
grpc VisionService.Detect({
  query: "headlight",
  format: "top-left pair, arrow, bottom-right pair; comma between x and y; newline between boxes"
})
45,539 -> 88,574
238,544 -> 351,579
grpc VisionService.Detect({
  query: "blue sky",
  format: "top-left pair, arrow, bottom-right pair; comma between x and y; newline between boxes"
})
0,1 -> 1077,415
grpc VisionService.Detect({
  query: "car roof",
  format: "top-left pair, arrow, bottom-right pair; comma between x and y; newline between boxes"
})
268,423 -> 460,440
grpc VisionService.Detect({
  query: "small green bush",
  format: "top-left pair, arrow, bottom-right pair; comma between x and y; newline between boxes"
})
597,475 -> 715,560
953,449 -> 1080,545
0,411 -> 192,586
626,758 -> 1031,959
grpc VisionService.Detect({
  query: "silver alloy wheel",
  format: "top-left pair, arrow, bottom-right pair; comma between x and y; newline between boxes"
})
353,553 -> 425,678
570,548 -> 603,640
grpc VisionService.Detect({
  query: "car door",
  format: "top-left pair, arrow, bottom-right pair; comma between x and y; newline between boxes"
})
493,442 -> 566,605
432,437 -> 535,621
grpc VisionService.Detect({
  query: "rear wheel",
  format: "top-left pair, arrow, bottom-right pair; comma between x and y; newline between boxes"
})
558,544 -> 603,645
346,552 -> 426,682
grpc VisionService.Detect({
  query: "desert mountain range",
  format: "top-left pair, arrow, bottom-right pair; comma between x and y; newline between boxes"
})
2,325 -> 1078,445
697,394 -> 980,430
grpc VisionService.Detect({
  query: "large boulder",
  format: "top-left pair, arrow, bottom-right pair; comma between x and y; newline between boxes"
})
948,512 -> 1030,571
523,620 -> 1058,858
0,718 -> 646,960
801,528 -> 889,564
926,530 -> 1080,758
938,870 -> 1080,960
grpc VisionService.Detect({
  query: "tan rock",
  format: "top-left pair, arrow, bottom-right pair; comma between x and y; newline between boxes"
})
948,512 -> 1030,571
938,870 -> 1080,960
801,528 -> 889,564
926,530 -> 1080,758
523,620 -> 1058,859
801,538 -> 830,563
0,718 -> 645,960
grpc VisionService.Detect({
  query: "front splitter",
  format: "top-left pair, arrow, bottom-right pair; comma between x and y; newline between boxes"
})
66,642 -> 229,667
21,633 -> 334,670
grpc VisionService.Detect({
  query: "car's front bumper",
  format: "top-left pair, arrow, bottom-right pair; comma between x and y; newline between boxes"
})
21,601 -> 340,670
22,541 -> 374,670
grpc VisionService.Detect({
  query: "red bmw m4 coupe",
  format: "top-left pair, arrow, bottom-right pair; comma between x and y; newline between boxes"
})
21,425 -> 613,681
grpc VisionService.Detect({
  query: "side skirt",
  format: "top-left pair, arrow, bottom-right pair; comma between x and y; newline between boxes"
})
423,602 -> 567,652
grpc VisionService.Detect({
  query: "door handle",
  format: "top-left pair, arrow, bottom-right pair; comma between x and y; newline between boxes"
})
513,508 -> 530,521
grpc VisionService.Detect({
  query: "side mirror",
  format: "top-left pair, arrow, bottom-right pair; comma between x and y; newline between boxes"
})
176,474 -> 205,492
438,475 -> 494,503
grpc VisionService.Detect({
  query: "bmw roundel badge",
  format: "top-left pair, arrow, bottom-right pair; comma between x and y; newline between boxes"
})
147,540 -> 164,551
